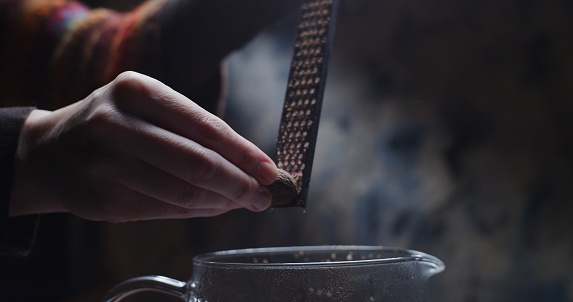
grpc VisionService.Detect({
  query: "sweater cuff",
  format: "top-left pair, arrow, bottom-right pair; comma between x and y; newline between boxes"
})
0,107 -> 39,257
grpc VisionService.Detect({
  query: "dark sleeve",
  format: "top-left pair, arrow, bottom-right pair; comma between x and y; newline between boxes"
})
0,107 -> 39,257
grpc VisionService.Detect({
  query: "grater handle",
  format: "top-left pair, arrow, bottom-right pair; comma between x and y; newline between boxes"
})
272,0 -> 339,208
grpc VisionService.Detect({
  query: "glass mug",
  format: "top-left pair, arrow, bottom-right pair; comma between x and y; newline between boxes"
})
103,245 -> 444,301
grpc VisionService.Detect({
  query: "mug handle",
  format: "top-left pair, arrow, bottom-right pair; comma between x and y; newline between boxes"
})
102,275 -> 188,302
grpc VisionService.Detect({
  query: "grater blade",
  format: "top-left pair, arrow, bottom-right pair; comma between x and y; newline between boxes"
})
269,0 -> 339,208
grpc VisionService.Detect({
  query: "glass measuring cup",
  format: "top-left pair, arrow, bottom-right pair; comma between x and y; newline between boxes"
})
103,245 -> 444,301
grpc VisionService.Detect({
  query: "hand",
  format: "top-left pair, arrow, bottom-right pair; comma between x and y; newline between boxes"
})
9,71 -> 278,222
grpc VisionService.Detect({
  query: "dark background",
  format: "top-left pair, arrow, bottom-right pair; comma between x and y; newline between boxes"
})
2,0 -> 572,301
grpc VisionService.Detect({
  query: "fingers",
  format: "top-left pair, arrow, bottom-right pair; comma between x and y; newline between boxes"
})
115,148 -> 270,212
94,72 -> 275,213
118,159 -> 238,210
97,187 -> 233,222
15,71 -> 276,221
110,72 -> 277,186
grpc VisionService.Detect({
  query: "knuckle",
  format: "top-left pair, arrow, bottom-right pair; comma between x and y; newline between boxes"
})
113,71 -> 145,87
237,149 -> 259,170
196,115 -> 231,140
184,149 -> 218,182
177,183 -> 200,208
111,71 -> 142,93
230,179 -> 256,202
108,71 -> 149,108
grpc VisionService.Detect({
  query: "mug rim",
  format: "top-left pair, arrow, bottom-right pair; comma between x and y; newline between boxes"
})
193,245 -> 444,271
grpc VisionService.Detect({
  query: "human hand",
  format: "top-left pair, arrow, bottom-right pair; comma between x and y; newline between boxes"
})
9,71 -> 278,222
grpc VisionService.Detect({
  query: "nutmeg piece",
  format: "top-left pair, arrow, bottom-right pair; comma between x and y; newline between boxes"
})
267,169 -> 299,207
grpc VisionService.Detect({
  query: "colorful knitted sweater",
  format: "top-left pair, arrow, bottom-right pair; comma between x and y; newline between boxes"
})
0,0 -> 176,256
0,0 -> 169,110
0,0 -> 298,258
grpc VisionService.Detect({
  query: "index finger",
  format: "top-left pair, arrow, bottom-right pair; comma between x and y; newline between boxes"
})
110,72 -> 278,185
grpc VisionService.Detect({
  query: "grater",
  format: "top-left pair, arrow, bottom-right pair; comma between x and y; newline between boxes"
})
268,0 -> 339,208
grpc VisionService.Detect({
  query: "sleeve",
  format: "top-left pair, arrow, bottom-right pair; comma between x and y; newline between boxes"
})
0,107 -> 39,257
0,0 -> 223,112
0,0 -> 171,110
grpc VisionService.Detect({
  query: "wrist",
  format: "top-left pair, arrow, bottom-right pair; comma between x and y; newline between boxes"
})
9,109 -> 64,216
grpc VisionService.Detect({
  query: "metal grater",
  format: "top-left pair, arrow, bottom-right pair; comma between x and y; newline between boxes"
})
271,0 -> 339,208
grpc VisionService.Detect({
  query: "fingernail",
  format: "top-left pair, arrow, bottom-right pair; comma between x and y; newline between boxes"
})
250,189 -> 271,212
258,161 -> 278,185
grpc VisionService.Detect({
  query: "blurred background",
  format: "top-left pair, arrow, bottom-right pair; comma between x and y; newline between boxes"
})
2,0 -> 572,301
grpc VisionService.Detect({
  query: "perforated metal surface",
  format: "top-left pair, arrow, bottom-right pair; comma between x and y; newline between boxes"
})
274,0 -> 339,208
